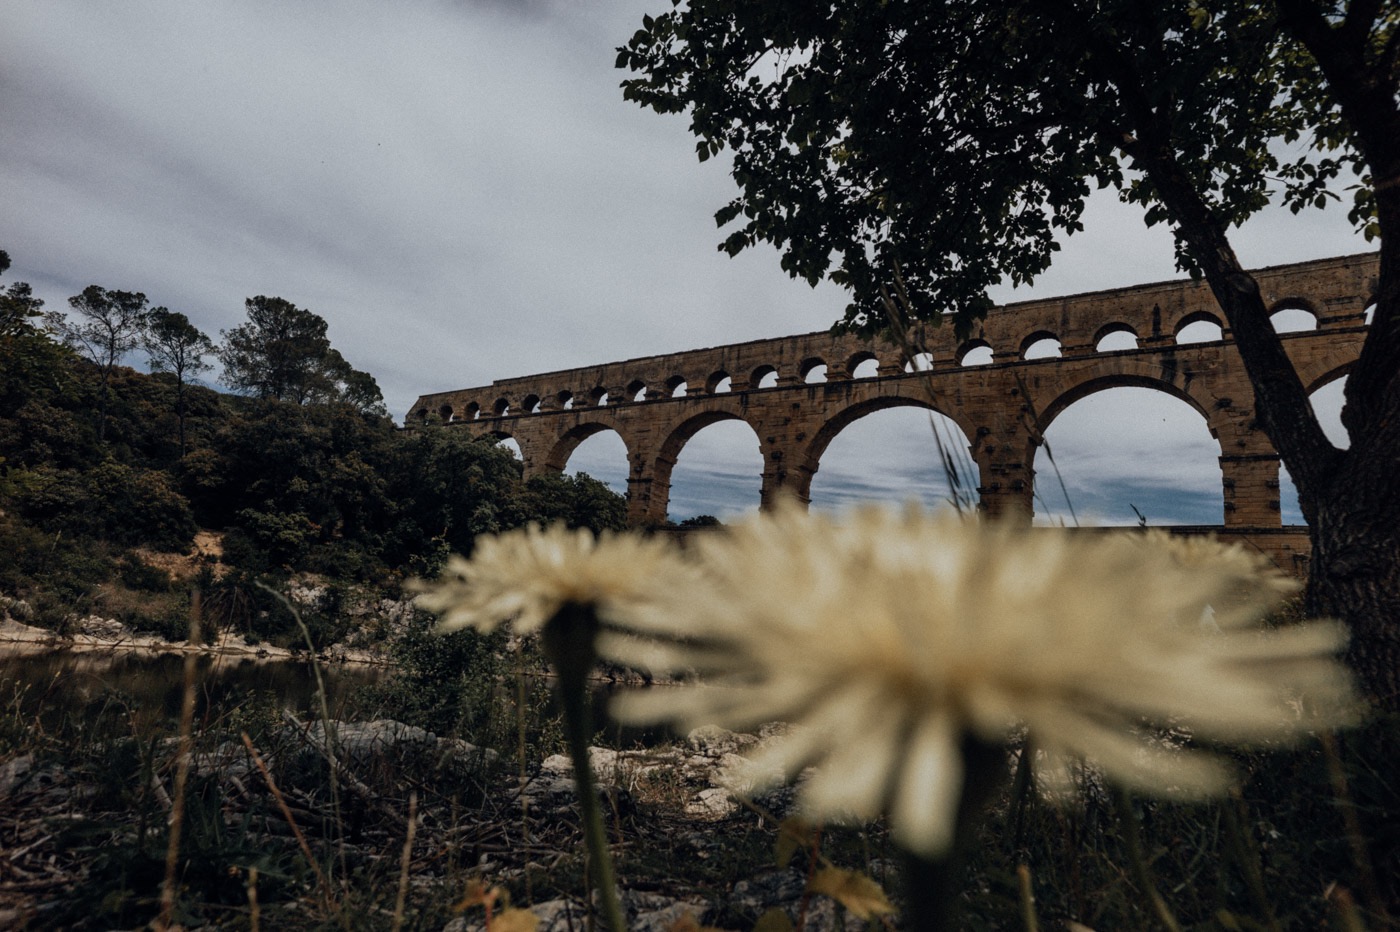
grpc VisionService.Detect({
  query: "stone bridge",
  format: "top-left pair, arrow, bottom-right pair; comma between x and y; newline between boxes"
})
409,253 -> 1377,567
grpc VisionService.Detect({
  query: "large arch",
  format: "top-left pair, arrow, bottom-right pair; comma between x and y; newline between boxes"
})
802,396 -> 979,512
1033,385 -> 1223,526
645,411 -> 765,520
545,422 -> 632,494
658,415 -> 765,521
1279,372 -> 1351,524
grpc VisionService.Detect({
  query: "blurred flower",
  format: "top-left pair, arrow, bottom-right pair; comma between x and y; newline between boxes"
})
613,502 -> 1359,856
411,523 -> 688,639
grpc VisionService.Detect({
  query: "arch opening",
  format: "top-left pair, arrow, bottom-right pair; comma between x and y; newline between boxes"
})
663,417 -> 764,522
1022,335 -> 1062,360
808,401 -> 978,514
1270,307 -> 1318,333
559,427 -> 630,496
493,397 -> 511,416
801,358 -> 829,383
1279,375 -> 1349,524
1095,326 -> 1139,352
707,371 -> 732,393
851,357 -> 880,378
904,352 -> 934,372
1175,313 -> 1224,344
558,391 -> 575,410
1034,386 -> 1222,526
589,388 -> 609,407
438,404 -> 454,422
522,394 -> 541,415
752,365 -> 778,389
495,435 -> 522,461
958,341 -> 993,366
627,379 -> 648,402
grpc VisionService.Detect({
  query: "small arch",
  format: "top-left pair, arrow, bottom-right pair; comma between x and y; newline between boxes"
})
415,408 -> 429,422
1174,311 -> 1224,344
557,391 -> 575,410
1270,307 -> 1318,333
957,340 -> 994,366
437,404 -> 454,421
627,379 -> 648,402
667,375 -> 689,398
751,364 -> 778,389
493,397 -> 511,416
800,357 -> 828,383
1021,332 -> 1062,360
465,401 -> 481,420
521,394 -> 542,414
1094,323 -> 1139,352
847,351 -> 879,379
707,371 -> 732,393
904,352 -> 934,372
589,387 -> 609,407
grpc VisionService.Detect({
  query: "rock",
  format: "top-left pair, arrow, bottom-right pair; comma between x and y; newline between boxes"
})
299,719 -> 497,770
77,615 -> 127,641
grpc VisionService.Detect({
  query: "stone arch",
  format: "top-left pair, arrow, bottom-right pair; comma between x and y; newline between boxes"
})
665,375 -> 688,397
653,411 -> 765,520
1269,297 -> 1319,333
1020,331 -> 1062,360
846,350 -> 879,378
438,403 -> 455,421
751,364 -> 778,389
492,396 -> 511,416
801,394 -> 980,496
706,370 -> 732,393
800,357 -> 828,382
465,401 -> 481,420
521,394 -> 541,414
544,422 -> 634,473
1037,370 -> 1215,440
904,351 -> 934,372
803,397 -> 980,512
1032,383 -> 1225,526
957,340 -> 994,366
588,387 -> 609,406
414,407 -> 430,422
1174,311 -> 1224,344
627,379 -> 649,402
1093,322 -> 1139,352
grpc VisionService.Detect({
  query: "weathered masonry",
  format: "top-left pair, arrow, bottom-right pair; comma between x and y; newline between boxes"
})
409,253 -> 1377,567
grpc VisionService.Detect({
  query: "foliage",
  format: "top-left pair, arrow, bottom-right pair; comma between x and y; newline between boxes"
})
217,295 -> 386,414
143,307 -> 214,456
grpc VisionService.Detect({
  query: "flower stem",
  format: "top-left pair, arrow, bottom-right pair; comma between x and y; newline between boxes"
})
542,603 -> 627,932
901,736 -> 1007,931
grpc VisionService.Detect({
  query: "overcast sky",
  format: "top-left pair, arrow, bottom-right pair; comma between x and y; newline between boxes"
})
0,1 -> 1367,525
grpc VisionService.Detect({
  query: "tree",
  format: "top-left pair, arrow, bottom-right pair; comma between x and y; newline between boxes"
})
47,285 -> 149,442
619,0 -> 1396,682
144,308 -> 214,458
218,295 -> 385,414
620,0 -> 1400,906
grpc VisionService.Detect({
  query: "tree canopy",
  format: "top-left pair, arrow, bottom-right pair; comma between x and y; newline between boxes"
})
218,295 -> 386,415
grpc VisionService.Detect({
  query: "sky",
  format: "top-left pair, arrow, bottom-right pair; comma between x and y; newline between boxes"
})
0,1 -> 1369,526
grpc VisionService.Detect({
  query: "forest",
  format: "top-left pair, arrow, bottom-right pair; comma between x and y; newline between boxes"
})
0,249 -> 627,648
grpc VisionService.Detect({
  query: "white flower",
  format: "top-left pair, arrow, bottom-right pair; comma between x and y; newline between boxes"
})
412,523 -> 689,639
613,502 -> 1359,856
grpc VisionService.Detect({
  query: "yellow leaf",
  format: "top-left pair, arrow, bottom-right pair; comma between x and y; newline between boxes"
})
492,907 -> 539,932
775,818 -> 817,869
751,907 -> 793,932
807,867 -> 896,920
452,878 -> 502,913
668,912 -> 731,932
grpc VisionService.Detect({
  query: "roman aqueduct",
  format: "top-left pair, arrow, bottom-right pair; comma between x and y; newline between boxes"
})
408,253 -> 1377,569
